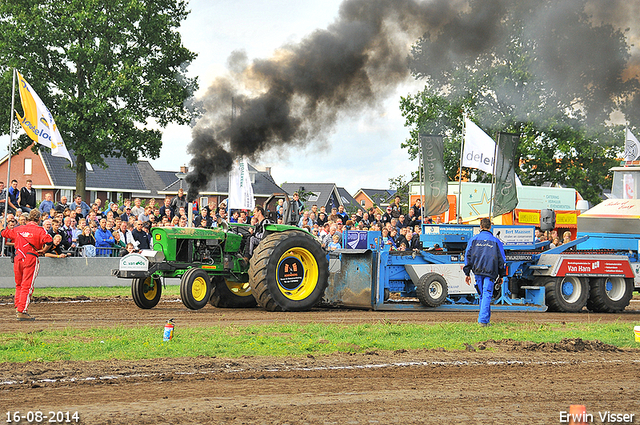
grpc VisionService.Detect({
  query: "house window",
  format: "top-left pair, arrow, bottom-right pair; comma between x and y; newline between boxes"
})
360,200 -> 366,207
86,162 -> 94,172
24,158 -> 32,175
197,197 -> 207,211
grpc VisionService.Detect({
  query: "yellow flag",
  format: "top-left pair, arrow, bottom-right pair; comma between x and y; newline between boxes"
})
15,71 -> 73,165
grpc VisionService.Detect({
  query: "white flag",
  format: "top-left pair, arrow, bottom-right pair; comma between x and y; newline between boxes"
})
16,71 -> 73,165
625,127 -> 640,161
228,157 -> 255,210
462,117 -> 496,174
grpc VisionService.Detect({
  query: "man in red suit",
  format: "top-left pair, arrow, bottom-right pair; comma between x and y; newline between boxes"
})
1,209 -> 52,321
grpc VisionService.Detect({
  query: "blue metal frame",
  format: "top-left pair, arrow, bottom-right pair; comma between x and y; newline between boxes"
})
368,241 -> 548,311
327,222 -> 640,312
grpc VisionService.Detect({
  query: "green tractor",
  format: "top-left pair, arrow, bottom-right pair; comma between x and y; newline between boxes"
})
112,223 -> 329,312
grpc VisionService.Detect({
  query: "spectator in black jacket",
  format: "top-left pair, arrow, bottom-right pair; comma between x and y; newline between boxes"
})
55,196 -> 69,214
390,196 -> 403,219
48,219 -> 69,249
77,226 -> 95,247
131,220 -> 151,250
18,179 -> 36,213
159,196 -> 174,219
170,189 -> 187,213
381,206 -> 393,225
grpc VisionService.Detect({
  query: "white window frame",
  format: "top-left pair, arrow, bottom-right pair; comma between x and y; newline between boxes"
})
24,158 -> 32,175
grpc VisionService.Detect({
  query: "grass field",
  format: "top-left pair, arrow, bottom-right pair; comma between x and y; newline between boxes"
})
0,321 -> 634,363
0,287 -> 636,363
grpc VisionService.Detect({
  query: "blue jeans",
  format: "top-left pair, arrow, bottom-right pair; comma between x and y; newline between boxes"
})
475,275 -> 494,324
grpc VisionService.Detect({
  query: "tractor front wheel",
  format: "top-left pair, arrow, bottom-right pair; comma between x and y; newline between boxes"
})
180,268 -> 213,310
132,276 -> 162,309
249,230 -> 328,311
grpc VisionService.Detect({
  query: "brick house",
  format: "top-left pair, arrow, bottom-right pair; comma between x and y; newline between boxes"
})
353,188 -> 396,214
0,147 -> 286,211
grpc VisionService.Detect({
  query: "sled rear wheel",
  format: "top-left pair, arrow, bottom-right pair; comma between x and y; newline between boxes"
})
586,277 -> 633,312
544,277 -> 588,312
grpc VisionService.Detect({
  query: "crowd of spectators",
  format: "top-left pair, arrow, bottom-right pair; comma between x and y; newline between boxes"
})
535,229 -> 572,249
0,184 -> 250,257
0,180 -> 432,257
0,178 -> 575,261
277,193 -> 426,253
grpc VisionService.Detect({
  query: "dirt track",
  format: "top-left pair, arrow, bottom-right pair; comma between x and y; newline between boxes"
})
0,297 -> 639,424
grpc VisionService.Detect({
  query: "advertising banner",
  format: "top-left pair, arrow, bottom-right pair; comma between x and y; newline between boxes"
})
420,134 -> 449,216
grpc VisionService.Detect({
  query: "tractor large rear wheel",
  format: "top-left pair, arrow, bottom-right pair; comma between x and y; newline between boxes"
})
586,277 -> 633,312
180,268 -> 212,310
209,277 -> 257,308
132,276 -> 162,309
249,230 -> 328,311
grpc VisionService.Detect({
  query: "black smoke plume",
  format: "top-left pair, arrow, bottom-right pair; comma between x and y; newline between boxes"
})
185,0 -> 640,201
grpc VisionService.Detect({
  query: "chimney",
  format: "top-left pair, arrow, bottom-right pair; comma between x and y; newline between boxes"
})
265,166 -> 271,176
180,165 -> 189,174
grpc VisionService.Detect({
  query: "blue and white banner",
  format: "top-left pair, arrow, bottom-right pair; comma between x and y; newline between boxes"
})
462,117 -> 495,174
228,157 -> 255,210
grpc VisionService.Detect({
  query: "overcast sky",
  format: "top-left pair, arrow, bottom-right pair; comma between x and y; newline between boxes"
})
0,0 -> 420,194
150,0 -> 420,194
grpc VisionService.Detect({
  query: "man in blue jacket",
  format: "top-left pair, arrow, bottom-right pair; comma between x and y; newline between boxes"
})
463,218 -> 506,326
95,218 -> 115,256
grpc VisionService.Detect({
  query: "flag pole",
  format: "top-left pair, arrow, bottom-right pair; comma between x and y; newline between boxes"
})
457,115 -> 465,221
2,68 -> 17,255
418,131 -> 424,222
488,131 -> 500,220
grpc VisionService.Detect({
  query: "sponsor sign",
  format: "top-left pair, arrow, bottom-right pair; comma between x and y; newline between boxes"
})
457,183 -> 576,218
420,134 -> 449,216
517,210 -> 540,225
277,257 -> 304,290
556,258 -> 633,277
492,225 -> 535,246
119,253 -> 149,271
424,226 -> 441,235
556,211 -> 577,226
346,230 -> 368,249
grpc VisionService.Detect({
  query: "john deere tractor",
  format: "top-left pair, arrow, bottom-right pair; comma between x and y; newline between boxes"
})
112,222 -> 328,312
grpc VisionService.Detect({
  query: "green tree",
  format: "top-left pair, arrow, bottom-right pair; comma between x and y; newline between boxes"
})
0,0 -> 198,199
388,174 -> 417,208
399,0 -> 637,205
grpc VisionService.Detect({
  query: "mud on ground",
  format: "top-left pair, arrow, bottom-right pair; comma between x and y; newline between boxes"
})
0,297 -> 638,424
